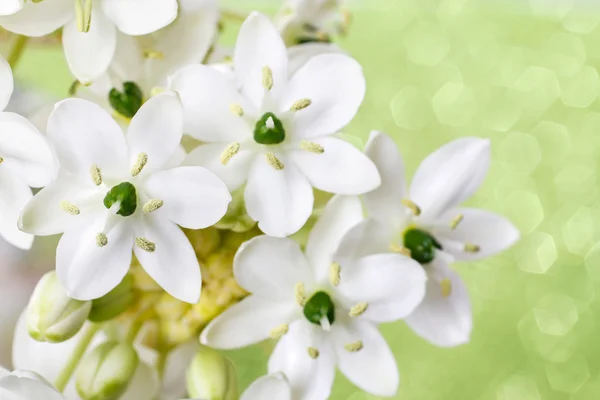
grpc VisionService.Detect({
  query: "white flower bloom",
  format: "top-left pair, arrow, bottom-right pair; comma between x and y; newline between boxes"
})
0,55 -> 56,250
173,12 -> 380,237
19,93 -> 232,303
276,0 -> 348,45
0,367 -> 65,400
0,0 -> 179,83
201,195 -> 426,399
348,131 -> 520,347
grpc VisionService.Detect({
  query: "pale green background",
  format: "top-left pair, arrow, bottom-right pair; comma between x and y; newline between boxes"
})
10,0 -> 600,398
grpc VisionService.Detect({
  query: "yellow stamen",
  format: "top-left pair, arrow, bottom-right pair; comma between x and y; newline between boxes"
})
300,140 -> 325,154
390,243 -> 411,257
440,278 -> 452,298
294,282 -> 306,306
402,199 -> 421,216
290,99 -> 312,112
136,237 -> 156,253
0,157 -> 4,164
262,66 -> 273,90
143,50 -> 165,60
220,142 -> 240,165
344,341 -> 363,352
143,200 -> 164,213
90,164 -> 102,186
450,214 -> 464,230
265,153 -> 284,170
349,302 -> 368,317
269,324 -> 289,339
307,347 -> 320,359
464,243 -> 480,253
229,104 -> 244,117
329,262 -> 341,286
75,0 -> 92,33
60,201 -> 80,216
131,153 -> 148,177
341,9 -> 353,34
96,233 -> 108,247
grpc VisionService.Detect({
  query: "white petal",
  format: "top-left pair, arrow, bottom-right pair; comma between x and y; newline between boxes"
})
101,0 -> 178,36
0,56 -> 13,110
201,296 -> 297,349
305,195 -> 364,283
336,253 -> 427,322
126,92 -> 183,171
241,373 -> 292,400
184,143 -> 255,192
409,137 -> 490,219
19,173 -> 103,236
332,319 -> 399,397
245,154 -> 313,237
0,375 -> 65,399
120,360 -> 159,400
363,131 -> 407,226
234,12 -> 288,107
0,0 -> 73,37
0,112 -> 57,187
107,32 -> 143,85
0,0 -> 22,16
290,137 -> 380,195
134,217 -> 200,303
405,260 -> 472,347
171,65 -> 254,142
57,220 -> 133,300
287,43 -> 344,76
144,166 -> 230,229
268,320 -> 335,400
0,169 -> 33,250
47,98 -> 128,177
234,236 -> 314,300
62,13 -> 117,84
160,341 -> 198,400
334,219 -> 393,267
283,54 -> 365,138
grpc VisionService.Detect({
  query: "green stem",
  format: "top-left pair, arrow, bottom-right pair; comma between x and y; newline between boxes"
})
7,35 -> 29,69
54,323 -> 100,392
125,319 -> 143,344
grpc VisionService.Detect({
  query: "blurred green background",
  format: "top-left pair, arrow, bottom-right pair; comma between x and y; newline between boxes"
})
7,0 -> 600,398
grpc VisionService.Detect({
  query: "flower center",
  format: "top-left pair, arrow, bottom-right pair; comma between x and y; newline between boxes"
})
253,112 -> 286,145
403,228 -> 442,264
303,291 -> 335,326
103,182 -> 138,217
109,82 -> 144,119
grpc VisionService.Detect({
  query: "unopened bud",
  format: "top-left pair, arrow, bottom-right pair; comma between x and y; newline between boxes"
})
186,345 -> 238,400
88,275 -> 136,322
215,188 -> 256,233
27,271 -> 91,343
76,341 -> 139,400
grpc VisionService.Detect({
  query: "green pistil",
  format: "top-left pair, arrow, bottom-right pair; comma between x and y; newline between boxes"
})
108,82 -> 143,118
253,112 -> 286,145
103,182 -> 137,217
403,228 -> 443,264
303,291 -> 335,326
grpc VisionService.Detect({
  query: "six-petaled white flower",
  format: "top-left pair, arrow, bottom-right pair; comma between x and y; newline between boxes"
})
19,93 -> 231,303
0,367 -> 66,400
345,131 -> 520,347
0,0 -> 179,83
201,195 -> 427,399
0,55 -> 56,250
172,12 -> 380,237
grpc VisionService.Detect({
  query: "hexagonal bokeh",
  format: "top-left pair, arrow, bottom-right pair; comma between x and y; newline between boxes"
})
515,232 -> 558,274
533,293 -> 578,336
432,82 -> 478,126
546,356 -> 590,393
496,374 -> 541,400
497,131 -> 542,175
403,22 -> 450,66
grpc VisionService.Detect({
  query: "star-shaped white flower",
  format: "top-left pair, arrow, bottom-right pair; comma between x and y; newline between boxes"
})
19,93 -> 231,303
345,131 -> 520,347
201,195 -> 426,399
172,12 -> 380,237
0,55 -> 56,250
0,0 -> 179,83
0,367 -> 65,400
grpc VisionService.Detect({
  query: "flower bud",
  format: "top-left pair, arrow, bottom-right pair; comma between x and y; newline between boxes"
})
76,341 -> 139,400
27,271 -> 92,343
215,188 -> 256,233
186,345 -> 238,400
88,275 -> 136,322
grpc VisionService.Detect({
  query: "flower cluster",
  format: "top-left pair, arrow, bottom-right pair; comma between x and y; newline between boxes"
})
0,1 -> 519,399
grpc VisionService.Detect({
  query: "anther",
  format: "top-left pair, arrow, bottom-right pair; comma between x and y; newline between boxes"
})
450,214 -> 464,230
0,157 -> 4,164
136,237 -> 156,253
349,302 -> 368,317
269,324 -> 289,339
143,200 -> 164,213
464,243 -> 480,253
90,164 -> 102,186
75,0 -> 92,33
60,201 -> 80,216
290,99 -> 312,112
402,199 -> 421,216
265,153 -> 284,170
131,153 -> 148,177
262,66 -> 273,90
329,262 -> 341,286
96,233 -> 108,247
229,104 -> 244,117
344,341 -> 363,352
220,142 -> 240,165
300,140 -> 325,154
440,278 -> 452,298
143,50 -> 165,60
390,243 -> 411,257
294,282 -> 306,306
307,347 -> 319,359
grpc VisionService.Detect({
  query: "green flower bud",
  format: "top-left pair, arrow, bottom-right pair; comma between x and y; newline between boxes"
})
27,271 -> 92,343
186,345 -> 239,400
88,275 -> 136,323
76,341 -> 139,400
108,82 -> 143,118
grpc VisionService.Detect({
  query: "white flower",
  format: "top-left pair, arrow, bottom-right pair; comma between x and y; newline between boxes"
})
19,93 -> 231,303
0,55 -> 56,250
172,12 -> 380,237
276,0 -> 348,45
0,367 -> 65,400
0,0 -> 179,83
0,0 -> 22,16
201,195 -> 427,399
347,131 -> 521,347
